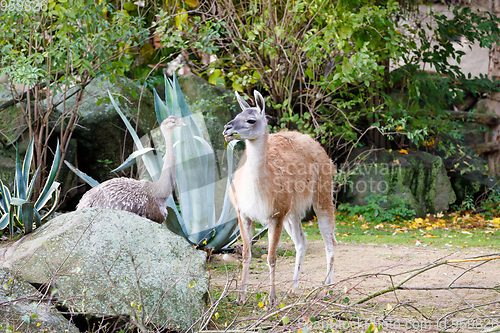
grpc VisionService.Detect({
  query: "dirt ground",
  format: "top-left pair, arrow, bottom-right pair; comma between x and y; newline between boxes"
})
210,240 -> 500,332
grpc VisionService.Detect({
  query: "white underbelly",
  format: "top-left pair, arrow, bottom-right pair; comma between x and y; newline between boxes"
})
236,187 -> 273,224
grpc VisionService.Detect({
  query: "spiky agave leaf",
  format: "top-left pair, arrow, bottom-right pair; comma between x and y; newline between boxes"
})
163,75 -> 216,242
64,161 -> 100,188
0,214 -> 8,230
14,144 -> 26,200
26,166 -> 40,200
0,179 -> 11,215
0,179 -> 11,230
20,202 -> 34,234
22,138 -> 35,196
111,148 -> 156,173
35,140 -> 61,211
161,74 -> 239,250
40,188 -> 60,223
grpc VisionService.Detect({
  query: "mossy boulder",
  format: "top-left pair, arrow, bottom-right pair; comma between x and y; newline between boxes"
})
0,268 -> 79,332
342,149 -> 456,217
432,137 -> 497,204
0,208 -> 209,331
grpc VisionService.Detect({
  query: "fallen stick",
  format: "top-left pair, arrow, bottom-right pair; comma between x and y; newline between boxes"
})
447,256 -> 500,263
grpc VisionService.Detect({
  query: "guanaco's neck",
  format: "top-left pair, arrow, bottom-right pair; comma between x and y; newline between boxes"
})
244,130 -> 269,184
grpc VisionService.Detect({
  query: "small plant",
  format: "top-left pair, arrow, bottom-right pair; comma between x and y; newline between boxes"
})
450,190 -> 477,214
0,139 -> 61,237
339,194 -> 416,223
480,189 -> 500,219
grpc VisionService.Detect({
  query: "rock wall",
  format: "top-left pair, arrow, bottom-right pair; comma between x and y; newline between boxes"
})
341,149 -> 457,217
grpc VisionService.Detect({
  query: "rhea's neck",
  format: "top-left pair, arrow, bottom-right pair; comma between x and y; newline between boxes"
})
153,128 -> 176,199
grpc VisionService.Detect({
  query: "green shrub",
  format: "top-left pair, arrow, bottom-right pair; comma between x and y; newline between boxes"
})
338,194 -> 416,223
0,139 -> 61,237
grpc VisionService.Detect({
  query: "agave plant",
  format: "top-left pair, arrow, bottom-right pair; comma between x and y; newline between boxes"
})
0,138 -> 61,237
67,75 -> 239,251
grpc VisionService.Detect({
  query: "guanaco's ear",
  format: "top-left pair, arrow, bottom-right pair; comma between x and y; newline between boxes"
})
235,91 -> 251,111
254,90 -> 265,115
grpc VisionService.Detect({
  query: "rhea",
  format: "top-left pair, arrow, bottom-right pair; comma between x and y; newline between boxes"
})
77,116 -> 186,223
223,91 -> 337,306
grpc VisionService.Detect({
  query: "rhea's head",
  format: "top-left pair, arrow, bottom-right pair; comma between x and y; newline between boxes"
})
160,115 -> 186,132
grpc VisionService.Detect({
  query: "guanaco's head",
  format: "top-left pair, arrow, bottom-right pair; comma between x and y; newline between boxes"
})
160,115 -> 186,133
223,90 -> 267,142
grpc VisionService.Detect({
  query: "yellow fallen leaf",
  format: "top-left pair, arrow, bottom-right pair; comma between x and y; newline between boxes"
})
399,149 -> 408,154
361,224 -> 370,229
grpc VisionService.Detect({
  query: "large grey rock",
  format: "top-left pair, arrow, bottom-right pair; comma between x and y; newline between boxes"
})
0,208 -> 208,331
342,149 -> 456,217
432,137 -> 497,204
0,268 -> 79,332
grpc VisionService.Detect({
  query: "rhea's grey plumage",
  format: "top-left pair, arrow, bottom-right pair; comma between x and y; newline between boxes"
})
76,116 -> 186,223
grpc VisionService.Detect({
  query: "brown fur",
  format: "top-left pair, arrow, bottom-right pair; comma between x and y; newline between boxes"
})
230,131 -> 336,220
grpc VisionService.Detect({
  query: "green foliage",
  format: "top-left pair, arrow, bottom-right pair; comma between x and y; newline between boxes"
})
0,0 -> 150,203
168,0 -> 405,144
480,189 -> 500,219
164,0 -> 500,165
0,0 -> 148,86
157,13 -> 224,56
0,139 -> 61,237
450,193 -> 476,213
338,194 -> 416,223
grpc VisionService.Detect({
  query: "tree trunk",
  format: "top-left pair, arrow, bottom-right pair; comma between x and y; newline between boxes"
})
485,0 -> 500,173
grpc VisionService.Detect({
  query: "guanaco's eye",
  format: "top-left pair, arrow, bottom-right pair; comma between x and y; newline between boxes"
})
247,119 -> 256,124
